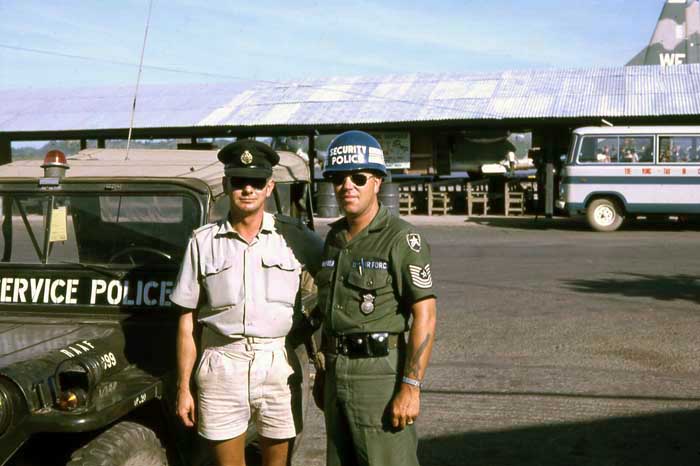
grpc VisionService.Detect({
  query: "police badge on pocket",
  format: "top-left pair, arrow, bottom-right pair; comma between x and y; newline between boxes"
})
360,293 -> 375,315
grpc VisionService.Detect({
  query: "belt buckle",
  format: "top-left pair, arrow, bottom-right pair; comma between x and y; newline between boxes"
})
368,332 -> 390,356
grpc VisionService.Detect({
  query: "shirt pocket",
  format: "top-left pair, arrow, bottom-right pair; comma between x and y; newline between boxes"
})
202,260 -> 240,309
346,268 -> 390,292
261,252 -> 301,305
345,268 -> 391,315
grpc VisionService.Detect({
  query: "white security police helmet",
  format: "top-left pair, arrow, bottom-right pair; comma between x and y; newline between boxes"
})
322,131 -> 388,178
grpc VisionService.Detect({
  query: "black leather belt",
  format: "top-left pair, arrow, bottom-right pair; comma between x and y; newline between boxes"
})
324,332 -> 403,358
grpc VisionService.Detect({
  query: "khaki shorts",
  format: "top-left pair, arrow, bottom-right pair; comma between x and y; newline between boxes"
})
195,335 -> 296,441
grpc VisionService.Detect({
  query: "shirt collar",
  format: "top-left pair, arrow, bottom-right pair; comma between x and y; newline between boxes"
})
214,211 -> 276,237
367,204 -> 390,232
330,204 -> 389,246
260,211 -> 276,233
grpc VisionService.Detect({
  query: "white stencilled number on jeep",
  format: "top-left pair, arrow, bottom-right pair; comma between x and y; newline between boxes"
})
100,352 -> 117,370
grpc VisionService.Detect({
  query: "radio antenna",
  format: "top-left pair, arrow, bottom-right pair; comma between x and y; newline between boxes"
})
125,0 -> 154,161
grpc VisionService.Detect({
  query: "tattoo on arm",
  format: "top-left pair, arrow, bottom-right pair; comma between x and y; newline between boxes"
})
405,333 -> 431,378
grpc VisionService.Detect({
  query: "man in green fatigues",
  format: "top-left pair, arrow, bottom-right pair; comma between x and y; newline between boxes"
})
314,130 -> 437,466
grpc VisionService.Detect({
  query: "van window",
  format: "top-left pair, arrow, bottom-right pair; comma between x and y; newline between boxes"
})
578,136 -> 618,163
620,136 -> 653,163
659,136 -> 700,163
578,136 -> 653,164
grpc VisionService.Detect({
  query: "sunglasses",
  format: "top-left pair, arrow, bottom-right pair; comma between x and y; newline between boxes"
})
329,173 -> 373,187
229,177 -> 268,190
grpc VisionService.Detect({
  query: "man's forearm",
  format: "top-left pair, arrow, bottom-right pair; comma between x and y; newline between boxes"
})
176,311 -> 197,391
404,298 -> 436,382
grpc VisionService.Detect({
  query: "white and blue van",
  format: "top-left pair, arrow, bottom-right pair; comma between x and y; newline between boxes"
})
557,126 -> 700,231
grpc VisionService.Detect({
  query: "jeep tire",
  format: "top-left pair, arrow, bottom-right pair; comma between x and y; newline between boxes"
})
67,421 -> 168,466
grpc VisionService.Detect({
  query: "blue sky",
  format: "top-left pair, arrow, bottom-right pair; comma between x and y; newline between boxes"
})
0,0 -> 663,89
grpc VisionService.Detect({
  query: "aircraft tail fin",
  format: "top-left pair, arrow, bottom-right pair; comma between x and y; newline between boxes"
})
627,0 -> 700,66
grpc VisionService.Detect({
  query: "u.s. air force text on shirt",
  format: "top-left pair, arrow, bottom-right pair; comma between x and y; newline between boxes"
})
170,212 -> 322,338
317,205 -> 435,335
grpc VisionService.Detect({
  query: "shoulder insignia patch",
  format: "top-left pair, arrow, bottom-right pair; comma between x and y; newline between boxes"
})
406,233 -> 421,253
408,264 -> 432,289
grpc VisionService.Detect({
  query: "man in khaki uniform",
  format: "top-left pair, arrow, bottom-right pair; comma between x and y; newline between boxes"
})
172,140 -> 322,466
314,131 -> 437,466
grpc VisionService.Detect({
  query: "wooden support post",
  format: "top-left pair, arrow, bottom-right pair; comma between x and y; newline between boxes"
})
545,162 -> 554,218
427,183 -> 433,216
0,136 -> 10,165
308,132 -> 316,185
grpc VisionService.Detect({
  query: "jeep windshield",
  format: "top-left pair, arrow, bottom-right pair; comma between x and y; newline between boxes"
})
1,192 -> 201,266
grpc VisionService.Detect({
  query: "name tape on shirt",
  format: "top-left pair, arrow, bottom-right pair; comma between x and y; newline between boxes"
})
408,264 -> 432,289
352,259 -> 388,270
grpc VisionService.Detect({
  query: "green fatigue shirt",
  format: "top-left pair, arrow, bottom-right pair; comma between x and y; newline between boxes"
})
317,205 -> 435,336
171,212 -> 322,338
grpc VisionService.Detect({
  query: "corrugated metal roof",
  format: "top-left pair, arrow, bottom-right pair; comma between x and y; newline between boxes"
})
0,149 -> 307,195
1,64 -> 699,133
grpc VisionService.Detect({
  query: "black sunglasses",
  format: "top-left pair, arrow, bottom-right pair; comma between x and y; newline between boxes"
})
329,173 -> 372,187
229,177 -> 268,190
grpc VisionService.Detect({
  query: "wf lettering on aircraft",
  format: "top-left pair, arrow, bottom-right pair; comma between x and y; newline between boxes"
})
659,53 -> 686,65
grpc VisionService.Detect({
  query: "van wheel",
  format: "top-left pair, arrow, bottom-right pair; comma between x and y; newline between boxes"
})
587,198 -> 624,232
67,422 -> 168,466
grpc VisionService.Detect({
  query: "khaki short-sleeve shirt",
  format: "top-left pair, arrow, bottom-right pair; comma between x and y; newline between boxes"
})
171,212 -> 320,338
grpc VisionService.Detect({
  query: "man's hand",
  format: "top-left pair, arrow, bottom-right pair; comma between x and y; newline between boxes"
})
176,388 -> 196,427
390,383 -> 420,429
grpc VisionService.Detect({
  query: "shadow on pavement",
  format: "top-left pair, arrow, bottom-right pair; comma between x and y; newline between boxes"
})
418,409 -> 700,466
563,273 -> 700,305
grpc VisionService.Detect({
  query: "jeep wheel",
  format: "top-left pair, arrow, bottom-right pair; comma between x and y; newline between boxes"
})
587,198 -> 624,232
67,421 -> 168,466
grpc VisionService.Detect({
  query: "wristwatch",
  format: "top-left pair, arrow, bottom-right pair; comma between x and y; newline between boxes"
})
401,376 -> 422,388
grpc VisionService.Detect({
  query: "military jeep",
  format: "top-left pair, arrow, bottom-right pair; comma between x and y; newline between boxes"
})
0,148 -> 320,466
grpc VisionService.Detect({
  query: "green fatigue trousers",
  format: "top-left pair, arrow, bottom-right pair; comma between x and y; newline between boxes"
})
323,347 -> 420,466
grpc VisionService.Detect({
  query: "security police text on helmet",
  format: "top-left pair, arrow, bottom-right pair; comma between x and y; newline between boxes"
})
323,130 -> 387,221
